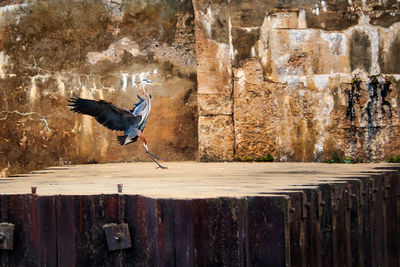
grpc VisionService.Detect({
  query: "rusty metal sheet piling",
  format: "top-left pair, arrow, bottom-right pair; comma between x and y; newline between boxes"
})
56,195 -> 125,266
124,195 -> 158,266
360,177 -> 375,267
347,179 -> 364,267
371,174 -> 386,267
247,196 -> 290,267
283,191 -> 307,267
303,188 -> 322,267
319,183 -> 335,266
0,195 -> 57,266
0,163 -> 399,266
333,182 -> 352,267
172,200 -> 195,267
382,171 -> 399,267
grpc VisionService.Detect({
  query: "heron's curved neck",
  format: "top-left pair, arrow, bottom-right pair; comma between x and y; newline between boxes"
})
140,83 -> 151,102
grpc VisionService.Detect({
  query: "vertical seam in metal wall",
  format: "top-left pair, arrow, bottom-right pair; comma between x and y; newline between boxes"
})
55,195 -> 59,267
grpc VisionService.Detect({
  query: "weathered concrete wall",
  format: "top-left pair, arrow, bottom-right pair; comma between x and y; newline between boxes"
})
1,0 -> 400,175
195,0 -> 400,161
0,0 -> 197,176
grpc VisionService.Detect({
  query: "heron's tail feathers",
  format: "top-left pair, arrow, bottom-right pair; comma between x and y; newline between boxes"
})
117,135 -> 127,145
117,135 -> 138,146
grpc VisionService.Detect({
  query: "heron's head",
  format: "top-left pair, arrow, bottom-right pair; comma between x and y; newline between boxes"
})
141,79 -> 161,86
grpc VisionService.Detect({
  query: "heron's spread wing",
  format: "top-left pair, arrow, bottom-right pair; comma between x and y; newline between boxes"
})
68,95 -> 141,131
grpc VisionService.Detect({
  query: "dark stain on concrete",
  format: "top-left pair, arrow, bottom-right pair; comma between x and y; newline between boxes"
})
345,78 -> 362,123
232,28 -> 260,67
350,31 -> 372,72
379,35 -> 400,74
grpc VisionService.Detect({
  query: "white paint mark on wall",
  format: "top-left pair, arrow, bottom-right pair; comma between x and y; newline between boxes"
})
29,75 -> 50,103
320,32 -> 347,55
229,16 -> 235,60
0,4 -> 28,14
130,71 -> 156,88
56,73 -> 65,96
321,1 -> 327,12
288,30 -> 312,49
0,4 -> 28,26
298,10 -> 307,28
216,43 -> 230,72
139,71 -> 150,81
121,73 -> 129,92
313,87 -> 334,157
131,74 -> 138,88
201,6 -> 215,39
0,51 -> 9,79
236,70 -> 246,93
312,74 -> 330,89
250,46 -> 256,57
312,5 -> 320,16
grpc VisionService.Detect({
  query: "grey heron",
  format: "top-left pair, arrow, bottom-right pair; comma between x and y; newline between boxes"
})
68,79 -> 167,169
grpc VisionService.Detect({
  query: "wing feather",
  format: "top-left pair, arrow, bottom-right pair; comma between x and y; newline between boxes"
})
68,95 -> 141,132
130,94 -> 151,114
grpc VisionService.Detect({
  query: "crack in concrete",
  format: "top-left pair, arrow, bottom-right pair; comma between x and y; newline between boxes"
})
0,89 -> 51,131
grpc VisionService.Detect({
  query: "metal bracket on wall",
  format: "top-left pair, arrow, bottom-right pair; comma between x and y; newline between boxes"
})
103,223 -> 132,251
0,223 -> 14,250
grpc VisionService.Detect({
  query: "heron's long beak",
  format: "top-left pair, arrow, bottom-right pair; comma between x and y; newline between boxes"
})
142,79 -> 161,86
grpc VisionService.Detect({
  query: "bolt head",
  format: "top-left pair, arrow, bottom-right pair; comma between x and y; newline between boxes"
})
114,232 -> 125,241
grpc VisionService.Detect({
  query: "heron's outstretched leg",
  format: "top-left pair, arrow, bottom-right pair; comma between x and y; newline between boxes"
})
138,130 -> 167,169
